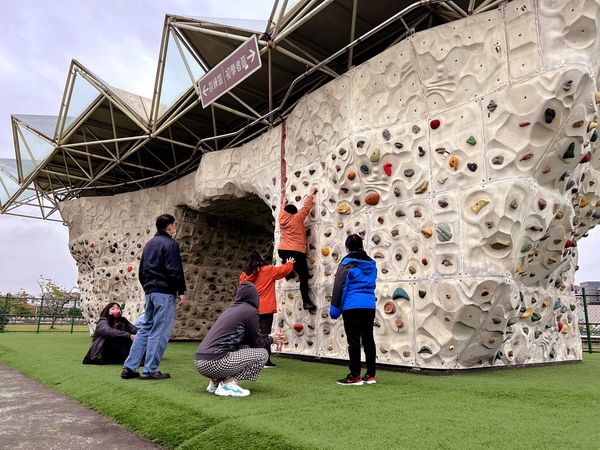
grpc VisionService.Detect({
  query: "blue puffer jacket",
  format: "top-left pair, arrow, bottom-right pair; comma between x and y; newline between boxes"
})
330,250 -> 377,319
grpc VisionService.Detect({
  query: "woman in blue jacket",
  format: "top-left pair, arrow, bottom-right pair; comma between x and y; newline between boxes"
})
330,234 -> 377,385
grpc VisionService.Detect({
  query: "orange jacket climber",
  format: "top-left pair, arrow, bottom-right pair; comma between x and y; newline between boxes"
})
239,261 -> 294,314
278,190 -> 316,253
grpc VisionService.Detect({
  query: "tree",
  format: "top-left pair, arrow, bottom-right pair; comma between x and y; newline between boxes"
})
37,277 -> 79,329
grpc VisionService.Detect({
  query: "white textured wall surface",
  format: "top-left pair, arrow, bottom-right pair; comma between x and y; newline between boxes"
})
60,0 -> 600,369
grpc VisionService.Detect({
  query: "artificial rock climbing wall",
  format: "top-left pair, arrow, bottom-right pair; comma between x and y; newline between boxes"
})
60,0 -> 600,369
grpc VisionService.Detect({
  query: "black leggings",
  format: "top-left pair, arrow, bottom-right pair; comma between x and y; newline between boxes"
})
259,313 -> 274,362
278,250 -> 311,305
342,308 -> 376,377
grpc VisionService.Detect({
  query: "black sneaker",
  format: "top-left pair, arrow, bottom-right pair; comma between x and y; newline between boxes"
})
336,374 -> 364,386
120,367 -> 140,379
140,371 -> 171,380
303,303 -> 317,315
264,361 -> 277,369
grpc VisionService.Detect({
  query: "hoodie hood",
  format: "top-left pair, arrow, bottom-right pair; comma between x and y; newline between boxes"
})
234,281 -> 260,309
342,251 -> 377,278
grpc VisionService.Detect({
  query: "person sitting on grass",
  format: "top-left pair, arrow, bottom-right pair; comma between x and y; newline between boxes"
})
83,302 -> 137,365
194,282 -> 286,397
239,249 -> 295,368
330,234 -> 378,386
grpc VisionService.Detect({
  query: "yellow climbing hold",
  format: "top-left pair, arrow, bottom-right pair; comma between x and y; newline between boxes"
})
520,307 -> 533,319
471,199 -> 489,214
415,180 -> 428,194
588,121 -> 597,132
580,197 -> 589,208
449,155 -> 458,171
595,92 -> 600,104
421,227 -> 433,238
515,264 -> 521,273
336,203 -> 352,215
321,247 -> 330,257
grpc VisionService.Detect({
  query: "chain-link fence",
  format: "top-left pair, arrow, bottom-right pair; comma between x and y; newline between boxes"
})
576,288 -> 600,353
0,295 -> 87,333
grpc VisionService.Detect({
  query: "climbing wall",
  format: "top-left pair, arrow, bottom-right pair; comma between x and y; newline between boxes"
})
60,0 -> 600,369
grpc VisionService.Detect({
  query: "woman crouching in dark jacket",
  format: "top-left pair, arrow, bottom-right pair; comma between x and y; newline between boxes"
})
195,282 -> 286,397
83,302 -> 137,365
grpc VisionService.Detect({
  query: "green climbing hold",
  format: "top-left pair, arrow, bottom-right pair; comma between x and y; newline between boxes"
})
369,148 -> 381,163
507,317 -> 518,326
418,289 -> 427,299
436,223 -> 452,242
591,130 -> 598,142
570,304 -> 576,311
360,165 -> 370,174
520,243 -> 532,253
466,136 -> 477,145
563,142 -> 575,159
392,287 -> 410,301
531,312 -> 542,322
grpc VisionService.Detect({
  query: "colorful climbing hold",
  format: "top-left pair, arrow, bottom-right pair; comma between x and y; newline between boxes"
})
418,290 -> 426,298
563,142 -> 575,159
383,163 -> 392,176
544,108 -> 556,124
404,169 -> 415,178
383,301 -> 396,314
392,287 -> 410,301
347,170 -> 356,180
520,152 -> 534,161
466,136 -> 477,145
591,130 -> 598,142
538,198 -> 547,210
573,120 -> 584,128
412,125 -> 421,134
580,152 -> 592,165
421,258 -> 428,266
449,155 -> 458,171
519,120 -> 530,127
369,148 -> 381,162
365,191 -> 380,206
520,243 -> 532,253
394,142 -> 403,149
430,119 -> 440,129
470,199 -> 489,214
421,227 -> 433,238
293,323 -> 304,332
467,163 -> 477,172
415,180 -> 428,194
436,223 -> 452,242
321,247 -> 330,257
382,129 -> 391,141
336,203 -> 351,215
360,165 -> 370,174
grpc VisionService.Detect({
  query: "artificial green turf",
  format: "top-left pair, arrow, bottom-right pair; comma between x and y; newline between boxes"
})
1,333 -> 599,449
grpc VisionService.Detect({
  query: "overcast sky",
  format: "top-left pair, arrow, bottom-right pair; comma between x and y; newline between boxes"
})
1,0 -> 600,295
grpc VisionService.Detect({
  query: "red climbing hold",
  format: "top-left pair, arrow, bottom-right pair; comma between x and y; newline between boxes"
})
565,239 -> 575,248
580,152 -> 591,163
89,243 -> 95,248
293,323 -> 304,332
127,266 -> 134,272
421,258 -> 428,266
430,119 -> 441,129
383,163 -> 392,176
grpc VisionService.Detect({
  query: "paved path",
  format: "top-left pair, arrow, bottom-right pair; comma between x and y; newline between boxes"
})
0,364 -> 163,450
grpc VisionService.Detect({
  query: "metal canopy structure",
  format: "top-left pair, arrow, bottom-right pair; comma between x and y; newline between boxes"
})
0,0 -> 505,221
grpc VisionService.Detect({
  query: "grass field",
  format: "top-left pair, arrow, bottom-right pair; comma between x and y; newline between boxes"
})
2,324 -> 88,332
0,334 -> 599,449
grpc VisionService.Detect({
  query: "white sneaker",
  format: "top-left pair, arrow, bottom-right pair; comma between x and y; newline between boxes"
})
206,380 -> 218,394
214,381 -> 250,397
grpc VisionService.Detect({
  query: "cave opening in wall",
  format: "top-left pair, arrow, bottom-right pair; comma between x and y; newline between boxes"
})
171,195 -> 275,340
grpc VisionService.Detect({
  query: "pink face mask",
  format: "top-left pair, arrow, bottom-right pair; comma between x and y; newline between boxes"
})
110,310 -> 122,318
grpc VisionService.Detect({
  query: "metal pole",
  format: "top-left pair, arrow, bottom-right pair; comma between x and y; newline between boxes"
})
70,295 -> 78,334
36,296 -> 44,334
582,288 -> 593,354
348,0 -> 358,71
